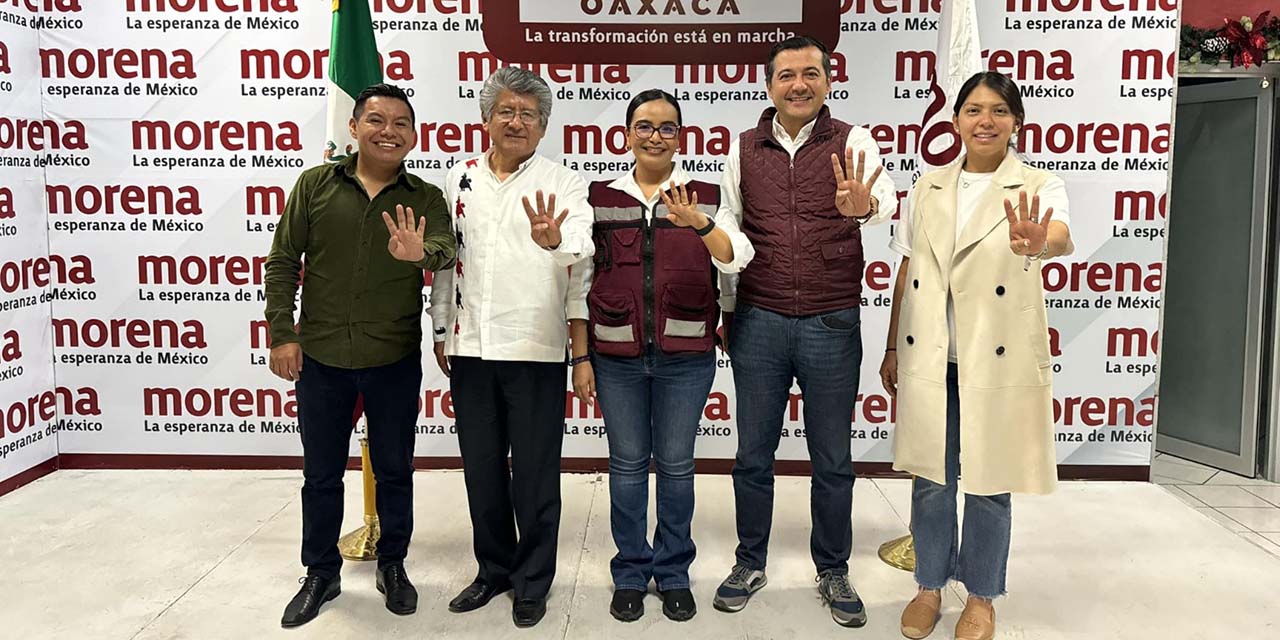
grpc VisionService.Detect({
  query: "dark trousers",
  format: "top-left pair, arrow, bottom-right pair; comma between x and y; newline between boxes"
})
296,351 -> 421,579
451,356 -> 567,600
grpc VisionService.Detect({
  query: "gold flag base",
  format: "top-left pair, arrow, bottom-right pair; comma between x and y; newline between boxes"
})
337,437 -> 379,561
338,514 -> 381,561
878,534 -> 916,572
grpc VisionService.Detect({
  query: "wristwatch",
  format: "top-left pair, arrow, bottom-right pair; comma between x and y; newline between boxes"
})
695,215 -> 717,237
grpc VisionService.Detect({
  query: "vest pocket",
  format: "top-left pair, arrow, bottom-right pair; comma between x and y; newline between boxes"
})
656,226 -> 709,272
659,283 -> 715,353
592,233 -> 612,269
609,227 -> 642,265
589,290 -> 641,357
820,238 -> 859,263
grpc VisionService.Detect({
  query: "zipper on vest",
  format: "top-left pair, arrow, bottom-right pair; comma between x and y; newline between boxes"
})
789,157 -> 800,315
641,204 -> 656,350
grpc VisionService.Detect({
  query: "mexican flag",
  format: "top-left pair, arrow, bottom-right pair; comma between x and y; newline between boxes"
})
324,0 -> 383,162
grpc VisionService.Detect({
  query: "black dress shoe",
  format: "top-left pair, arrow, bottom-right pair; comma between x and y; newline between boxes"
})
659,588 -> 697,621
281,575 -> 340,628
512,597 -> 547,627
449,580 -> 511,613
376,564 -> 418,615
609,589 -> 645,622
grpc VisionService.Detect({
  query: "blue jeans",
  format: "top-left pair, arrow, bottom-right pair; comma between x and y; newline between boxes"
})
729,303 -> 862,574
593,346 -> 716,592
911,363 -> 1012,598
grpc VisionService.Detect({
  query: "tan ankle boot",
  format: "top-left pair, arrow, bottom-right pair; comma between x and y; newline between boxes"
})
954,597 -> 995,640
899,589 -> 941,639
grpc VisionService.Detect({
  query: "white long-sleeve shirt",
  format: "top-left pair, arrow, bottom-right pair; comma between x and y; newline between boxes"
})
566,164 -> 755,319
716,114 -> 899,311
428,151 -> 594,363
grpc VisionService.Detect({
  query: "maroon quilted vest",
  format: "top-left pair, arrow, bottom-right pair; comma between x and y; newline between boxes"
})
738,105 -> 864,316
587,179 -> 721,357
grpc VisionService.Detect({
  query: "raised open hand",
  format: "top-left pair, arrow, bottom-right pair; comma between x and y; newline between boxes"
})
831,147 -> 882,218
522,190 -> 570,249
659,181 -> 708,229
381,204 -> 426,263
1004,190 -> 1055,257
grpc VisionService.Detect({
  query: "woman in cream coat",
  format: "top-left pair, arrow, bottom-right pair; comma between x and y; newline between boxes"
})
880,72 -> 1073,640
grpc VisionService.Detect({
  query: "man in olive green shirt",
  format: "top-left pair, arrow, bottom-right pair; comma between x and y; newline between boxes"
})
264,84 -> 455,628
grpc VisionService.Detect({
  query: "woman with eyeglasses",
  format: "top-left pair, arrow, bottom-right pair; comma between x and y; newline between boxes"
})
567,89 -> 753,623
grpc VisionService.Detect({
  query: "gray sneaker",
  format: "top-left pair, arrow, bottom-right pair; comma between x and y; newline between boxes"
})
712,565 -> 768,612
816,570 -> 867,627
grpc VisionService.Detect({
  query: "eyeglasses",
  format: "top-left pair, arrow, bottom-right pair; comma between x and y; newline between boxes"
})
632,122 -> 680,140
493,109 -> 541,125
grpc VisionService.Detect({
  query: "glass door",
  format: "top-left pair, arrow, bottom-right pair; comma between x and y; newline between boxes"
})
1156,77 -> 1274,477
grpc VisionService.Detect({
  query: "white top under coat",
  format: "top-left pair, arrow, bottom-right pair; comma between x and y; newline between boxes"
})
890,164 -> 1071,362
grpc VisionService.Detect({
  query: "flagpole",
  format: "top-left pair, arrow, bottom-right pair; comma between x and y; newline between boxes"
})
879,0 -> 982,573
327,0 -> 386,560
338,436 -> 380,561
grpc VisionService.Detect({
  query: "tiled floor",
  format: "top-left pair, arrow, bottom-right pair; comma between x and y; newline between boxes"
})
1153,452 -> 1280,557
2,469 -> 1279,639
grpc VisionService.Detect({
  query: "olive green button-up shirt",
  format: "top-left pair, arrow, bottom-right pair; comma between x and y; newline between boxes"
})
264,154 -> 456,369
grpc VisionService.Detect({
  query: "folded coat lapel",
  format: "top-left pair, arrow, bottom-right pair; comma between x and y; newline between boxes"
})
954,153 -> 1026,256
918,162 -> 960,273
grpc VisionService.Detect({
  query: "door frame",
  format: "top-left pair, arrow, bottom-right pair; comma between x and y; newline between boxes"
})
1265,82 -> 1280,482
1156,77 -> 1274,477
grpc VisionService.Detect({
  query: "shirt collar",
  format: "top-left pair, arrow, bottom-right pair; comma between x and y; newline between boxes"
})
333,152 -> 416,191
772,114 -> 817,146
483,149 -> 540,180
607,163 -> 693,206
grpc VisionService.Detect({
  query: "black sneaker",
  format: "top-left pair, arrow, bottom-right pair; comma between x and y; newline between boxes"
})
609,589 -> 645,622
659,588 -> 696,622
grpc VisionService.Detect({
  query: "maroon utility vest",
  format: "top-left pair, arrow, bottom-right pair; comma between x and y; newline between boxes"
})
587,179 -> 721,357
738,105 -> 865,316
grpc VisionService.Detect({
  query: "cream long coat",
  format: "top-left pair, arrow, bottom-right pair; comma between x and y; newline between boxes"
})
891,153 -> 1058,495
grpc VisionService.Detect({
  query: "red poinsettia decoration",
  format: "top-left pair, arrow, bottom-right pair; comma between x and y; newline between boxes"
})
1224,11 -> 1271,68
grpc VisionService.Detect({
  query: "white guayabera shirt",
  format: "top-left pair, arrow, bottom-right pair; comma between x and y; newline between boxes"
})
429,151 -> 594,363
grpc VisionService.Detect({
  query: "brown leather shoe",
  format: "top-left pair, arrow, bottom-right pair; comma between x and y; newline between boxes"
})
900,589 -> 942,639
954,597 -> 995,640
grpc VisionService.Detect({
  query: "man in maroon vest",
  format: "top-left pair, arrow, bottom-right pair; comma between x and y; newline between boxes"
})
710,36 -> 897,628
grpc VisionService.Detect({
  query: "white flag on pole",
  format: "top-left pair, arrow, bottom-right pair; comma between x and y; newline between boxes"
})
917,0 -> 982,174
